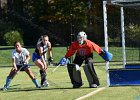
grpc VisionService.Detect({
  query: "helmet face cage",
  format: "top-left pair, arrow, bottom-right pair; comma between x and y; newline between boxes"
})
77,31 -> 87,44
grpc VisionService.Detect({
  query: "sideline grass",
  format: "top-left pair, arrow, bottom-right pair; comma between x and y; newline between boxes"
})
0,46 -> 139,66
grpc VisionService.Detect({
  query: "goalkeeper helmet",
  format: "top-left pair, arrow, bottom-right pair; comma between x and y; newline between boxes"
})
77,31 -> 87,44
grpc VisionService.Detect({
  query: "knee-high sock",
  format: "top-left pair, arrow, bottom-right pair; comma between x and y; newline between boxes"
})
4,76 -> 12,88
32,78 -> 40,88
40,70 -> 46,85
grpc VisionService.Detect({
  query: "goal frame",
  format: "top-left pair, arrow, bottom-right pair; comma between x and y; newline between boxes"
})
103,0 -> 140,86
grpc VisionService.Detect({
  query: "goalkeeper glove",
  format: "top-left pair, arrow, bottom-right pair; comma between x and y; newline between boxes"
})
100,49 -> 113,61
58,57 -> 70,65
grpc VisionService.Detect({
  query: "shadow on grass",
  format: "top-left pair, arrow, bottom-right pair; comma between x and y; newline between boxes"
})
0,86 -> 90,93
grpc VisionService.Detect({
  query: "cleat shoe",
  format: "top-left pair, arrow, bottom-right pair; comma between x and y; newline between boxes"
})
1,85 -> 8,91
73,83 -> 83,88
41,81 -> 49,87
89,84 -> 98,88
36,86 -> 41,88
1,87 -> 7,91
73,85 -> 82,88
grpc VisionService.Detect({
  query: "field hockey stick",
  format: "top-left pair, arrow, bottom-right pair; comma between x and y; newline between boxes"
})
51,64 -> 61,73
13,62 -> 25,78
51,57 -> 70,73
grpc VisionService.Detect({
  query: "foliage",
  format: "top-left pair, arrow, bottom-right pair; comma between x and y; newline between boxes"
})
125,24 -> 140,44
0,19 -> 14,33
0,16 -> 24,46
0,0 -> 139,46
3,31 -> 24,46
0,19 -> 16,45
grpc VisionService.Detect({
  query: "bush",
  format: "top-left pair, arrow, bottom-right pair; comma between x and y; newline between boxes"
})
3,31 -> 24,46
125,24 -> 140,43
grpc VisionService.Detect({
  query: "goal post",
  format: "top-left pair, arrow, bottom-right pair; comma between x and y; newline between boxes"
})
103,0 -> 140,86
103,0 -> 110,86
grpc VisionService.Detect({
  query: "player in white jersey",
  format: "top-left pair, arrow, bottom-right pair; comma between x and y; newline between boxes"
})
1,41 -> 40,90
32,35 -> 53,87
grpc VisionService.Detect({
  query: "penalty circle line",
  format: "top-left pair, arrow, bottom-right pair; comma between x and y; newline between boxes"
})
75,86 -> 106,100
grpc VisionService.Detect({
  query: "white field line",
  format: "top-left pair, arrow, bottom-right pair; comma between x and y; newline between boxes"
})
52,64 -> 61,73
75,87 -> 106,100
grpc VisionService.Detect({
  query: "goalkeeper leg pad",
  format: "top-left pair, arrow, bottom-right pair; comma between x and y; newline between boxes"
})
83,63 -> 100,87
67,64 -> 83,88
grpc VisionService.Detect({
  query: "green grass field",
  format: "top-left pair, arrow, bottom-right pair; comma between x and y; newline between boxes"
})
0,47 -> 140,100
0,64 -> 140,100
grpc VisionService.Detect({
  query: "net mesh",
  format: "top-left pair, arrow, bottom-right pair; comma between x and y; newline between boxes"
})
106,3 -> 140,67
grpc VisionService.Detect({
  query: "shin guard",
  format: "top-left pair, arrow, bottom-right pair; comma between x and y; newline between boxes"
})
83,63 -> 100,86
4,76 -> 12,89
40,70 -> 46,85
67,64 -> 82,87
32,78 -> 40,88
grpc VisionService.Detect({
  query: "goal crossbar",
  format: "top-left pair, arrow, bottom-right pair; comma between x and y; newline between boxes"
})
106,0 -> 140,6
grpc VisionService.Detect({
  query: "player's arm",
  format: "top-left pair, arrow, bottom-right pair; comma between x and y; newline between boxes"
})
11,51 -> 18,71
23,49 -> 30,64
58,42 -> 77,65
12,58 -> 17,71
47,41 -> 53,61
90,41 -> 113,61
25,53 -> 30,64
89,41 -> 112,61
90,41 -> 102,54
65,42 -> 77,58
